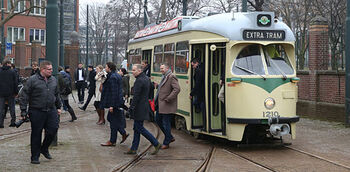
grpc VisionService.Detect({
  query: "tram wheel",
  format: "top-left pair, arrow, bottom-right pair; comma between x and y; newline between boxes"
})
175,116 -> 185,130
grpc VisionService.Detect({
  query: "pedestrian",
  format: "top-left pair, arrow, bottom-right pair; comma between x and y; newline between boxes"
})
0,59 -> 18,128
74,63 -> 86,104
141,60 -> 151,77
118,68 -> 130,111
79,65 -> 96,111
31,61 -> 39,76
125,64 -> 161,155
154,63 -> 180,149
19,60 -> 61,164
189,58 -> 206,131
57,66 -> 77,122
94,65 -> 107,125
100,62 -> 129,146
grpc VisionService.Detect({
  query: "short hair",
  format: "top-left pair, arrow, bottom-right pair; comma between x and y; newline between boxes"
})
160,63 -> 170,69
106,62 -> 116,71
2,59 -> 11,66
88,65 -> 93,69
39,61 -> 52,69
58,66 -> 64,72
142,60 -> 148,64
134,64 -> 142,71
65,65 -> 70,70
120,68 -> 127,75
32,61 -> 38,66
191,58 -> 200,63
96,65 -> 103,70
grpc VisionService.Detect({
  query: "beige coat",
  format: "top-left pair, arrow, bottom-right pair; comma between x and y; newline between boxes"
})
157,74 -> 181,114
94,71 -> 107,101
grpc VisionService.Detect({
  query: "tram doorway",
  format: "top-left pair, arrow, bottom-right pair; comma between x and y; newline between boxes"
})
142,49 -> 152,66
208,43 -> 226,135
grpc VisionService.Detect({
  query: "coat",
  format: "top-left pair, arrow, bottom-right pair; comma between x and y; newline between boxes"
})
0,66 -> 18,97
88,69 -> 96,94
129,72 -> 150,121
190,63 -> 205,102
100,72 -> 123,109
157,73 -> 180,114
94,71 -> 107,102
122,74 -> 130,97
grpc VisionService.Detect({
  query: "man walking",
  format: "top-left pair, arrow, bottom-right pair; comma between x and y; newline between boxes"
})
75,63 -> 86,104
0,59 -> 18,128
58,66 -> 76,122
100,62 -> 129,146
19,61 -> 61,164
154,63 -> 180,149
80,65 -> 96,111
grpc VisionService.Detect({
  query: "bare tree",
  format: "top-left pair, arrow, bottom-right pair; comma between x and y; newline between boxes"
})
210,0 -> 239,13
247,0 -> 264,11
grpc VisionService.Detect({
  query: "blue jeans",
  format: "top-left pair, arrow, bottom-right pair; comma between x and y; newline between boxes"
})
131,120 -> 159,151
107,109 -> 126,143
0,96 -> 16,125
156,112 -> 174,145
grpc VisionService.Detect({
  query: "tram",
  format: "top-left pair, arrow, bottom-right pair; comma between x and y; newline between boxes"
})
127,11 -> 299,143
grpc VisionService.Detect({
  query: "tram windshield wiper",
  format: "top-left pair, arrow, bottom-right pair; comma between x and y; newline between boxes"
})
235,64 -> 266,80
269,58 -> 287,80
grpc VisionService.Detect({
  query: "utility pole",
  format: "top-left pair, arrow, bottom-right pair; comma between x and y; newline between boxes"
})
182,0 -> 187,16
1,0 -> 5,62
86,5 -> 89,67
160,0 -> 166,20
144,0 -> 148,27
105,24 -> 108,64
345,0 -> 350,127
242,0 -> 247,12
46,0 -> 59,74
59,0 -> 64,66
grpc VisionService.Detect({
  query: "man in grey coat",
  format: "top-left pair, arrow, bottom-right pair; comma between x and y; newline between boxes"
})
154,63 -> 180,149
125,64 -> 161,155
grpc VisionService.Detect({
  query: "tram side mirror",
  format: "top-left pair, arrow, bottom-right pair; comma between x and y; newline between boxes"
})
210,44 -> 217,51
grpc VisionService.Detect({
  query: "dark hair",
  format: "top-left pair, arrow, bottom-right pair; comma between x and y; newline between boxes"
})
58,66 -> 64,72
39,61 -> 52,69
11,63 -> 15,68
88,65 -> 94,69
2,59 -> 11,66
65,65 -> 70,70
191,58 -> 200,63
120,68 -> 127,75
106,62 -> 116,71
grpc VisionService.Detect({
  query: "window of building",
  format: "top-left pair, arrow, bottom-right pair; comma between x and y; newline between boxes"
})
29,28 -> 46,45
7,0 -> 26,12
175,41 -> 189,74
153,45 -> 163,72
164,43 -> 175,71
30,0 -> 46,15
7,27 -> 25,43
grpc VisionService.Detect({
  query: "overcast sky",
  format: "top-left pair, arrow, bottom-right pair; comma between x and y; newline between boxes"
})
79,0 -> 109,6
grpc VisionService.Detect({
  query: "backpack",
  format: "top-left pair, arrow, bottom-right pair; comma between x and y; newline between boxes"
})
59,73 -> 72,95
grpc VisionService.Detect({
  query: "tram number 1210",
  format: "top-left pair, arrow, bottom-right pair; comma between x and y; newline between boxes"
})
263,111 -> 280,118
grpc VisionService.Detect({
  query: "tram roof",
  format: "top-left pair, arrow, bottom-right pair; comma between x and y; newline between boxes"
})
129,12 -> 295,44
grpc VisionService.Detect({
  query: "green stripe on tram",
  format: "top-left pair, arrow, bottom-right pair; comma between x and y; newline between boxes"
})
226,77 -> 291,93
151,73 -> 162,77
151,73 -> 189,80
176,109 -> 190,116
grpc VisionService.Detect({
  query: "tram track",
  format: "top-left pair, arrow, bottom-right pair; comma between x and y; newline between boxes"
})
111,122 -> 160,172
195,146 -> 215,172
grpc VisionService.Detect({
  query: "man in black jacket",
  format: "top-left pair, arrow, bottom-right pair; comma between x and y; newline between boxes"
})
19,61 -> 61,164
79,65 -> 96,111
0,60 -> 18,128
189,58 -> 206,131
74,63 -> 86,104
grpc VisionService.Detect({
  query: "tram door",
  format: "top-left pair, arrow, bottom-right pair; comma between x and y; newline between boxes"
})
142,50 -> 152,66
190,44 -> 206,129
208,43 -> 226,134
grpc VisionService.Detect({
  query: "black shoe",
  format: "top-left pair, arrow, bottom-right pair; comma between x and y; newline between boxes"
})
31,157 -> 40,164
0,125 -> 4,128
79,106 -> 86,111
9,123 -> 16,127
41,151 -> 52,159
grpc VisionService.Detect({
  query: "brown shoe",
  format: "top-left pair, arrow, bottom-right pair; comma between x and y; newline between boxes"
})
161,145 -> 169,149
100,141 -> 116,146
120,133 -> 129,144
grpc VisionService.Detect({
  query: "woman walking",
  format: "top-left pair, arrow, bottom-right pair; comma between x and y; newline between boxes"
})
94,65 -> 107,125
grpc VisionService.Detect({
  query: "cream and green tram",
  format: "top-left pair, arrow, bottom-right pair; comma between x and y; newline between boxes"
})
127,12 -> 299,143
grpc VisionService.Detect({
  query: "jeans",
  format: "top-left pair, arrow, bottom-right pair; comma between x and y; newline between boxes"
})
156,112 -> 174,145
0,96 -> 16,125
107,109 -> 126,143
29,109 -> 59,159
131,120 -> 159,151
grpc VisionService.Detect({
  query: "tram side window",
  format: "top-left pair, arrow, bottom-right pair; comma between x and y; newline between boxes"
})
232,44 -> 265,75
132,48 -> 142,68
175,41 -> 189,74
128,49 -> 135,71
263,44 -> 294,75
153,45 -> 163,72
164,43 -> 175,71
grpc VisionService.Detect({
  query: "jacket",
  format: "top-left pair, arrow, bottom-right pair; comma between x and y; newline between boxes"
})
19,73 -> 61,112
100,72 -> 123,108
74,68 -> 86,82
0,66 -> 18,97
95,70 -> 107,101
88,69 -> 96,94
122,74 -> 130,97
129,72 -> 150,121
157,73 -> 180,114
190,63 -> 205,102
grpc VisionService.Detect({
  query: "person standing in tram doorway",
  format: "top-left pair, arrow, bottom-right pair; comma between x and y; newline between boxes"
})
189,58 -> 206,131
154,63 -> 180,149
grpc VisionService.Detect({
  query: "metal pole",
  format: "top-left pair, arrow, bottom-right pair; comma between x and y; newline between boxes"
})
1,0 -> 5,62
59,0 -> 64,66
182,0 -> 187,16
242,0 -> 247,12
345,0 -> 350,126
46,0 -> 59,74
86,5 -> 89,67
105,24 -> 108,64
144,0 -> 148,27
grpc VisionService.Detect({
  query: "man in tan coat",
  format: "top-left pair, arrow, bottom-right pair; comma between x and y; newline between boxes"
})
154,63 -> 181,149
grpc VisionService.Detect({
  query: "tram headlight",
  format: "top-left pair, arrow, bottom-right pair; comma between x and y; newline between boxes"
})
264,97 -> 275,110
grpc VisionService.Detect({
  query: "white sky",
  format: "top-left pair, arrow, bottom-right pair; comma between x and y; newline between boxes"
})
79,0 -> 109,6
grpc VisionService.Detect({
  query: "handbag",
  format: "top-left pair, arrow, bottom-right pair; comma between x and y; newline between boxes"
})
99,84 -> 103,92
149,99 -> 155,112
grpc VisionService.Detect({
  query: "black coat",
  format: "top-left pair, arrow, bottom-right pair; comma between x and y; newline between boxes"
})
122,75 -> 130,97
0,66 -> 18,97
74,68 -> 86,82
143,64 -> 151,77
88,69 -> 96,94
129,72 -> 150,121
100,72 -> 123,109
190,63 -> 205,102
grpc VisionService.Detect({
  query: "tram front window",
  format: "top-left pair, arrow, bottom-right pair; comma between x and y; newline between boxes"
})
232,45 -> 265,76
263,44 -> 294,75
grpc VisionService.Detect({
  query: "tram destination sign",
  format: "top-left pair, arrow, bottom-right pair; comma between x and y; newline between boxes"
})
243,30 -> 285,41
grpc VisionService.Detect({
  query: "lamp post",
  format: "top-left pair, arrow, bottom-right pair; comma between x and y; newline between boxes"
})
345,0 -> 350,127
46,0 -> 59,74
242,0 -> 247,12
1,0 -> 5,62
